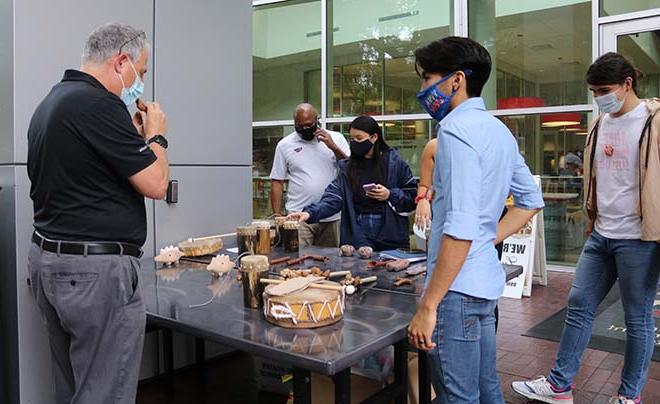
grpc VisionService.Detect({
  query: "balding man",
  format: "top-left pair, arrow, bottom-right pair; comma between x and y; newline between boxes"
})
270,104 -> 349,247
27,23 -> 168,403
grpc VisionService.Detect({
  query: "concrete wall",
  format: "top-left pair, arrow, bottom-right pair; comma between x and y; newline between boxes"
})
0,1 -> 252,403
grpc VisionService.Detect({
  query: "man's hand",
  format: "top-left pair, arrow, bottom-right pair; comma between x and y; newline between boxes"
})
132,110 -> 146,137
141,100 -> 168,140
287,212 -> 310,222
315,128 -> 337,150
367,184 -> 390,201
408,304 -> 437,351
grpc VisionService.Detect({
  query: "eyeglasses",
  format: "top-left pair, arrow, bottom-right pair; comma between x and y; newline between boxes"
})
117,32 -> 146,56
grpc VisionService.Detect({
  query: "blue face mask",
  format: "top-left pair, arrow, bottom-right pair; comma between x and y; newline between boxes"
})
416,70 -> 471,121
118,60 -> 144,107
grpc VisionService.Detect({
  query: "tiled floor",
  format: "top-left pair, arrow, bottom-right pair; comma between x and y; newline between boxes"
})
138,270 -> 660,403
496,271 -> 660,403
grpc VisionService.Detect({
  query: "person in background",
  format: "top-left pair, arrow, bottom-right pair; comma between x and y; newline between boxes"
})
287,115 -> 417,251
406,36 -> 544,403
270,103 -> 349,247
27,23 -> 169,403
513,53 -> 660,404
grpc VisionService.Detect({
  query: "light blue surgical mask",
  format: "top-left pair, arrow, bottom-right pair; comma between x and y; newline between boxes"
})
594,87 -> 626,114
117,60 -> 144,107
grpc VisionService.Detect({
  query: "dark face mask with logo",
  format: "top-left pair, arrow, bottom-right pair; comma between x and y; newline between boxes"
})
295,121 -> 318,141
350,137 -> 375,158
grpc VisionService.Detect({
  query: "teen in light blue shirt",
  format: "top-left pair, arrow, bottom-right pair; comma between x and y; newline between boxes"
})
407,37 -> 544,404
426,97 -> 545,300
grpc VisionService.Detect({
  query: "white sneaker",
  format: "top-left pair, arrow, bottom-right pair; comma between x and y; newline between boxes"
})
511,376 -> 574,404
608,396 -> 640,404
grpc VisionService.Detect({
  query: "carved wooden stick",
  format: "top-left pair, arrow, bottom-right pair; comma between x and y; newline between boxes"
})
260,278 -> 344,291
394,277 -> 413,287
306,254 -> 330,263
270,256 -> 291,266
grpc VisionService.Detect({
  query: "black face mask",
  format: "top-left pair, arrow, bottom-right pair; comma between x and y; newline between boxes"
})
295,122 -> 318,141
350,138 -> 374,158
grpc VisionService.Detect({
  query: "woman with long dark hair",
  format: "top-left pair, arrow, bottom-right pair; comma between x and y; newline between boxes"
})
288,115 -> 417,250
513,52 -> 660,404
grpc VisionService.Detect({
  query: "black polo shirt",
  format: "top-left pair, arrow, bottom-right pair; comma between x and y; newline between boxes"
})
27,70 -> 157,246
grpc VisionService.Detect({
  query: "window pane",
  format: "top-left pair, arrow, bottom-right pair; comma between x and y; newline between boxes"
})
329,120 -> 430,176
469,1 -> 592,110
253,1 -> 321,121
252,125 -> 294,218
600,1 -> 660,17
329,0 -> 452,117
617,30 -> 660,99
500,111 -> 592,265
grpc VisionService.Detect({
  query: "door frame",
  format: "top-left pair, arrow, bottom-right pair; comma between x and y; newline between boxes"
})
600,14 -> 660,54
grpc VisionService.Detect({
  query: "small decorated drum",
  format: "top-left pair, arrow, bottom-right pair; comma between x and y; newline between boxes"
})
240,255 -> 270,308
251,220 -> 271,255
236,226 -> 257,255
263,283 -> 345,329
282,221 -> 300,253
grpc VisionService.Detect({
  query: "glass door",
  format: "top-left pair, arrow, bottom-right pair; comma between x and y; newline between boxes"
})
601,15 -> 660,99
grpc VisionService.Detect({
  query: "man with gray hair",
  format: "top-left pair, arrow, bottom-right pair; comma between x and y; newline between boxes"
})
27,22 -> 168,403
270,103 -> 349,247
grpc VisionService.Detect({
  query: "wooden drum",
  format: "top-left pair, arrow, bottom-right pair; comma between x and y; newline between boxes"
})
263,283 -> 345,329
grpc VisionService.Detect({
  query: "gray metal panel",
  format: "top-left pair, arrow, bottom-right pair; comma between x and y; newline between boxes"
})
13,0 -> 154,164
0,0 -> 13,164
154,0 -> 252,165
0,167 -> 18,404
154,166 -> 252,248
14,166 -> 54,404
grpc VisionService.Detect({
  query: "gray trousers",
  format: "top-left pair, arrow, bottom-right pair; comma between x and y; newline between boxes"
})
298,220 -> 340,248
28,243 -> 146,404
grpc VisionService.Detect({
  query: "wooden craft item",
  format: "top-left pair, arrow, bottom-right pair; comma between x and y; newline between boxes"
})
177,236 -> 223,257
358,246 -> 373,259
154,245 -> 184,266
405,266 -> 427,277
236,226 -> 257,255
261,276 -> 325,296
339,244 -> 355,257
394,277 -> 413,287
269,256 -> 291,266
385,259 -> 411,272
262,281 -> 345,328
252,221 -> 272,255
207,254 -> 234,276
240,255 -> 270,308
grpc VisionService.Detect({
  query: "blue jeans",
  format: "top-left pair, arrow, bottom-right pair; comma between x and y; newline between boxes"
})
428,291 -> 503,404
548,231 -> 660,398
356,213 -> 384,243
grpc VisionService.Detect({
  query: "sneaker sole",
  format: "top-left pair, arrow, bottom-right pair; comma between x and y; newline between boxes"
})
511,382 -> 574,404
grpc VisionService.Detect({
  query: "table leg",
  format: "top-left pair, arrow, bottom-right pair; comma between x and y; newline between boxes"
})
162,329 -> 174,377
293,367 -> 312,404
418,349 -> 431,404
394,340 -> 408,404
333,367 -> 351,404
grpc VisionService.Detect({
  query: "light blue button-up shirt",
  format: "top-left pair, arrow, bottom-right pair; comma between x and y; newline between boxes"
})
425,97 -> 545,300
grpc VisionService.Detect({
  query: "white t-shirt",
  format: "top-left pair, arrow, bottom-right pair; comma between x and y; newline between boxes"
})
594,101 -> 648,239
270,131 -> 350,222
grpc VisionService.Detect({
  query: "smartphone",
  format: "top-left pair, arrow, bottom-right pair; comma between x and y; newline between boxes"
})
362,183 -> 377,193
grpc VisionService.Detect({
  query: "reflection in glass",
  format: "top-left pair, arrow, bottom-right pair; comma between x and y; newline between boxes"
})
617,30 -> 660,99
600,0 -> 660,17
500,112 -> 591,265
329,0 -> 451,117
253,0 -> 321,121
469,1 -> 592,109
253,126 -> 295,218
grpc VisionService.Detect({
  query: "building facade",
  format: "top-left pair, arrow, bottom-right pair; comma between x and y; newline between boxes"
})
252,0 -> 660,266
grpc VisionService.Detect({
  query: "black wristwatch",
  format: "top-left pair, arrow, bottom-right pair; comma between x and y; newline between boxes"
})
147,134 -> 168,149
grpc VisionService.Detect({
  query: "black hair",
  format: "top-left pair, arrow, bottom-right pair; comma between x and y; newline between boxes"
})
347,115 -> 390,195
586,52 -> 644,95
414,36 -> 492,97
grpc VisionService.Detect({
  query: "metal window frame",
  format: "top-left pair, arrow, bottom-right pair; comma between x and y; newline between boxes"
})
252,0 -> 657,131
